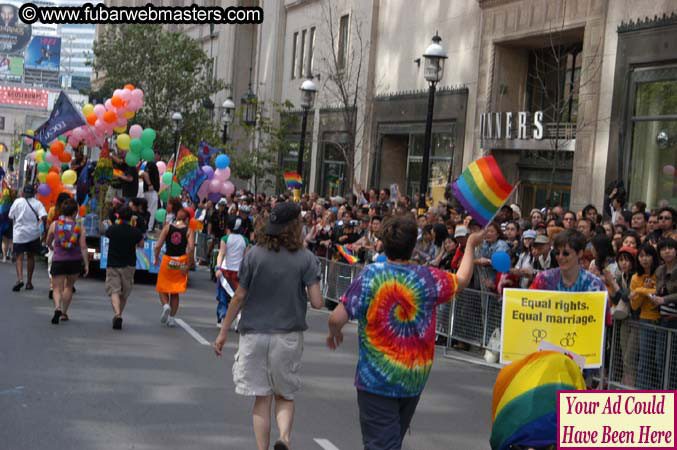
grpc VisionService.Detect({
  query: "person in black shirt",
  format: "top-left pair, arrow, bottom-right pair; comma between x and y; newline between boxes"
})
120,164 -> 138,201
104,207 -> 144,330
209,199 -> 229,280
141,160 -> 160,231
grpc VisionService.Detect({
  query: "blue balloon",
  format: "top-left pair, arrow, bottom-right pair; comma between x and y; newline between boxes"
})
215,154 -> 230,169
491,251 -> 511,273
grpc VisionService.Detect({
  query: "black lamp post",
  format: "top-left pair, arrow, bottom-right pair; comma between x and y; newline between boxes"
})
241,84 -> 257,127
221,97 -> 234,144
296,77 -> 318,199
418,32 -> 447,214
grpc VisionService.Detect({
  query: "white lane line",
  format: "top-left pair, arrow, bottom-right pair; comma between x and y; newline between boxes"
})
174,318 -> 210,346
314,438 -> 341,450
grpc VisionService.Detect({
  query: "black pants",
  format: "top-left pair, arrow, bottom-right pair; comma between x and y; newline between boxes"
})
357,389 -> 420,450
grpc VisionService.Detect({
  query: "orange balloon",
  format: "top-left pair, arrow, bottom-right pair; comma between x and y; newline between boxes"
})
87,113 -> 97,126
103,110 -> 117,123
79,205 -> 87,217
50,141 -> 63,156
46,171 -> 60,188
124,84 -> 135,90
111,95 -> 124,108
48,166 -> 59,174
59,151 -> 72,163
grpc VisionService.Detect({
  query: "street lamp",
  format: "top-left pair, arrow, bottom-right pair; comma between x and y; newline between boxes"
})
418,32 -> 447,213
241,85 -> 257,127
296,77 -> 317,199
222,97 -> 235,144
169,111 -> 182,199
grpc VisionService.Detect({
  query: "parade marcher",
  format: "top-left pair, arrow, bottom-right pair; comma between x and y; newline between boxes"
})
104,206 -> 144,330
9,184 -> 47,291
47,192 -> 71,299
325,215 -> 484,450
140,159 -> 160,231
215,216 -> 248,328
45,198 -> 88,324
212,201 -> 324,450
154,207 -> 195,327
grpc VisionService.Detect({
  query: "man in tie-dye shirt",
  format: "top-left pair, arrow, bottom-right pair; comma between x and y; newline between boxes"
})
327,215 -> 484,450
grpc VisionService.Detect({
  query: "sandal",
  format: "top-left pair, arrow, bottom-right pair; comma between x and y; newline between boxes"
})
25,283 -> 34,290
60,314 -> 69,322
51,310 -> 62,324
12,281 -> 23,292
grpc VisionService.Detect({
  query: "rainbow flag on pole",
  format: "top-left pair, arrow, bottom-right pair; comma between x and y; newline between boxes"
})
452,155 -> 515,227
490,351 -> 585,450
336,244 -> 358,264
284,172 -> 302,189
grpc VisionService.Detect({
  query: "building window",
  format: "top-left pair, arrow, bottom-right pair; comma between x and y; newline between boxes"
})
299,29 -> 306,79
291,32 -> 298,79
337,14 -> 349,70
526,43 -> 582,125
308,27 -> 316,77
0,116 -> 4,130
405,131 -> 455,197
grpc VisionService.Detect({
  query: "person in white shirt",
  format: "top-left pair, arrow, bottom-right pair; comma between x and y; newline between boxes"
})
215,216 -> 248,328
8,185 -> 47,291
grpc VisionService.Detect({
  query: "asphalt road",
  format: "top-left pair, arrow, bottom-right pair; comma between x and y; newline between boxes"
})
0,261 -> 498,450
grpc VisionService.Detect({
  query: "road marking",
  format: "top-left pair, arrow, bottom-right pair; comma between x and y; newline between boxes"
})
314,438 -> 340,450
174,318 -> 210,346
0,386 -> 24,396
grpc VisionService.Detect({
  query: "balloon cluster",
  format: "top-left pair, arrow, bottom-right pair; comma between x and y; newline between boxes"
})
117,124 -> 157,166
26,134 -> 78,210
69,84 -> 145,149
196,153 -> 234,203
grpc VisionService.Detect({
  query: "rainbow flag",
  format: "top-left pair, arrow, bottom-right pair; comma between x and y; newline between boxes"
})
452,155 -> 514,227
284,172 -> 302,189
336,244 -> 358,264
490,351 -> 585,450
168,145 -> 207,203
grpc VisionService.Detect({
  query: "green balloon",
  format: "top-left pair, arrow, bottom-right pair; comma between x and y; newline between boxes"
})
170,183 -> 182,196
141,128 -> 156,146
125,151 -> 140,167
141,147 -> 154,162
38,161 -> 50,172
162,172 -> 173,185
159,189 -> 169,202
129,138 -> 143,155
58,135 -> 67,143
61,163 -> 70,171
155,208 -> 167,224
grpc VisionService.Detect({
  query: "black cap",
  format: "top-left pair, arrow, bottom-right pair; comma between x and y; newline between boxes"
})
23,184 -> 34,197
265,202 -> 301,235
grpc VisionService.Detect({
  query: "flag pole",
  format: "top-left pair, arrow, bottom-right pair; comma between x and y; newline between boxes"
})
483,180 -> 520,230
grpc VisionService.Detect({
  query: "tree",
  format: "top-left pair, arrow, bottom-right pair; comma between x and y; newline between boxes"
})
91,25 -> 225,156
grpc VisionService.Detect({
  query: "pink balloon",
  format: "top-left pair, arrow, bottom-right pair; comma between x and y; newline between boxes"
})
197,180 -> 210,200
209,178 -> 221,193
105,99 -> 113,110
93,104 -> 106,118
131,89 -> 143,101
120,89 -> 131,102
222,167 -> 231,181
95,119 -> 104,130
664,165 -> 675,177
214,168 -> 227,181
46,152 -> 59,165
68,137 -> 78,148
223,181 -> 235,197
156,161 -> 166,174
129,124 -> 143,139
115,116 -> 127,127
113,89 -> 123,97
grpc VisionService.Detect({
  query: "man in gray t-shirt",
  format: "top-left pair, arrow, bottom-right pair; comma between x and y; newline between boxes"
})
213,202 -> 323,450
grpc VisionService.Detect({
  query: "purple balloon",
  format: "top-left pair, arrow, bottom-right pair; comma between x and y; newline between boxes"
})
208,192 -> 222,203
202,165 -> 214,180
38,183 -> 51,196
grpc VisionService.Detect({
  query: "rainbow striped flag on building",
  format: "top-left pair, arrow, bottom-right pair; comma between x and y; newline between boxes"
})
336,244 -> 358,264
284,172 -> 302,189
452,155 -> 515,227
490,351 -> 585,450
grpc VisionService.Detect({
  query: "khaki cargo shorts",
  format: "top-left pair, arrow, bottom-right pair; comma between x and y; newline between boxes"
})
232,331 -> 304,400
105,266 -> 136,301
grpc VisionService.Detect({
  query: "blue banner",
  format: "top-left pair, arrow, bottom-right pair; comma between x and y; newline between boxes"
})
33,91 -> 86,147
100,236 -> 164,274
197,140 -> 221,167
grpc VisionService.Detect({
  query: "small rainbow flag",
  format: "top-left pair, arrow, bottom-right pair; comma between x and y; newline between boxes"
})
284,172 -> 302,189
452,155 -> 515,227
490,351 -> 585,450
336,244 -> 358,264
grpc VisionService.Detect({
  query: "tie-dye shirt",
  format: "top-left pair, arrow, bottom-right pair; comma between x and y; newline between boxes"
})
340,262 -> 458,397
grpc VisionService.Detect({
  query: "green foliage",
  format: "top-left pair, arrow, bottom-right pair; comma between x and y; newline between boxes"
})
92,25 -> 225,156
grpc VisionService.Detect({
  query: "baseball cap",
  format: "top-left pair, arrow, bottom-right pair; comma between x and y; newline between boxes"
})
239,205 -> 251,214
265,202 -> 301,236
510,204 -> 521,217
617,246 -> 638,258
523,229 -> 537,239
454,225 -> 469,238
23,184 -> 34,197
534,234 -> 550,245
217,198 -> 227,206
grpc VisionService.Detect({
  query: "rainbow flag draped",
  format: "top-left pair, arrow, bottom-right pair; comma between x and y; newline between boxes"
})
490,351 -> 586,450
284,172 -> 302,189
0,183 -> 12,236
168,145 -> 207,203
336,244 -> 358,264
452,155 -> 514,227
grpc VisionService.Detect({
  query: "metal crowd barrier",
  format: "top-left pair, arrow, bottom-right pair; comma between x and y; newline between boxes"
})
607,319 -> 677,390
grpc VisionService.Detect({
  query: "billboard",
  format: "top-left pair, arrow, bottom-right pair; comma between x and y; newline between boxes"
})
0,4 -> 31,54
24,36 -> 60,72
0,85 -> 48,108
0,55 -> 22,81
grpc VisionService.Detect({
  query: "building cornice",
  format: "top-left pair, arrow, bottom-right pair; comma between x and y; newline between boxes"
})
618,12 -> 677,34
374,85 -> 468,102
477,0 -> 518,9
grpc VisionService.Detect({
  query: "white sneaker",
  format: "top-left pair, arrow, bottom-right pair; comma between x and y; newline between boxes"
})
167,316 -> 176,327
217,321 -> 222,328
160,304 -> 170,324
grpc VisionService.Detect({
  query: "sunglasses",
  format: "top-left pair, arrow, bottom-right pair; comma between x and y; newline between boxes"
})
659,216 -> 672,220
555,250 -> 571,257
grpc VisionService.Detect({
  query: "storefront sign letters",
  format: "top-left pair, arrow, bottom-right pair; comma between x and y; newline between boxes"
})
480,111 -> 544,140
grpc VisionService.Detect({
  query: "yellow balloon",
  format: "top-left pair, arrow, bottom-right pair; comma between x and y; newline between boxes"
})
114,125 -> 127,134
62,169 -> 77,185
116,133 -> 130,150
35,149 -> 44,162
82,103 -> 94,117
124,111 -> 135,119
26,129 -> 34,136
37,172 -> 47,183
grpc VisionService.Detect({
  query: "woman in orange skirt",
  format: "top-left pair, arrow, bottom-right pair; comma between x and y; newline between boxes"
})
154,207 -> 194,327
